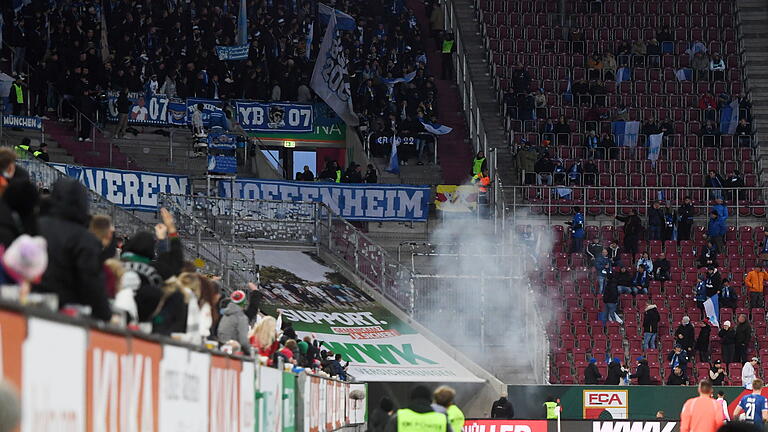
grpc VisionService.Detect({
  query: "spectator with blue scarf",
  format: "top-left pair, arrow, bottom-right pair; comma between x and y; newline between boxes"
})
594,248 -> 612,294
705,170 -> 725,200
630,264 -> 650,295
668,344 -> 689,373
720,278 -> 738,311
567,206 -> 585,253
663,202 -> 677,241
694,274 -> 708,317
585,130 -> 600,159
636,252 -> 654,274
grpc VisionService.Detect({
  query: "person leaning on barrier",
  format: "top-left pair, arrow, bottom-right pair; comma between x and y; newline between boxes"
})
386,386 -> 449,432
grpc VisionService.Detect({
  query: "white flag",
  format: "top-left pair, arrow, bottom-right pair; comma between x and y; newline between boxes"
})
311,12 -> 359,126
647,133 -> 663,161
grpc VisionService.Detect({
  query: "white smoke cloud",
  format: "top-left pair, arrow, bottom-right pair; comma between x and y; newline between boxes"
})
411,211 -> 556,383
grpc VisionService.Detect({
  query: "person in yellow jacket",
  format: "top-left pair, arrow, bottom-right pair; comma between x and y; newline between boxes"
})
431,386 -> 465,432
471,151 -> 487,176
544,397 -> 561,420
386,386 -> 449,432
472,170 -> 491,193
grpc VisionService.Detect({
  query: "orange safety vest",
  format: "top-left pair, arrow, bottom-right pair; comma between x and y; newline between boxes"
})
473,174 -> 490,193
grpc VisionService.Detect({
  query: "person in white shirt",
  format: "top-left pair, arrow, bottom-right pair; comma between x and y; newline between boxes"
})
743,357 -> 760,389
716,391 -> 730,421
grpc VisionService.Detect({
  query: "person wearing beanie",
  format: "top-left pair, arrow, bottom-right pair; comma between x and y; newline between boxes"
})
217,290 -> 251,352
119,208 -> 183,323
675,316 -> 696,353
630,357 -> 652,385
719,320 -> 737,364
583,357 -> 602,384
385,385 -> 448,432
33,178 -> 111,320
370,397 -> 395,432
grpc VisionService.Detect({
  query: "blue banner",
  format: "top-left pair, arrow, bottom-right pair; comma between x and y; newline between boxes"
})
107,93 -> 169,125
235,101 -> 313,132
218,179 -> 430,221
215,44 -> 249,60
48,163 -> 189,211
2,115 -> 42,130
186,98 -> 223,128
167,99 -> 188,125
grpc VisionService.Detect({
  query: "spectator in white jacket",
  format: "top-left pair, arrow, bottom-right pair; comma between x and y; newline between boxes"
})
743,357 -> 760,389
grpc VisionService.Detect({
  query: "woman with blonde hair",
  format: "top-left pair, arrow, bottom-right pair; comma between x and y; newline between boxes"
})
249,314 -> 281,365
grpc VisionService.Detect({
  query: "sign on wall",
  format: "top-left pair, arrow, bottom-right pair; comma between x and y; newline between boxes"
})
219,179 -> 431,222
273,307 -> 481,382
21,318 -> 88,432
1,114 -> 42,130
584,390 -> 629,419
256,365 -> 283,432
158,346 -> 211,432
236,101 -> 313,133
48,163 -> 190,212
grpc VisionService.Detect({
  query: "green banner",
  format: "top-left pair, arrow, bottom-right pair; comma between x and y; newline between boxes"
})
249,102 -> 345,143
283,372 -> 297,432
505,385 -> 751,420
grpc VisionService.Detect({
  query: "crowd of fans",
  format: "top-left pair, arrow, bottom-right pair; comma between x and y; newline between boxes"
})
3,0 -> 455,167
0,147 -> 351,379
544,193 -> 768,385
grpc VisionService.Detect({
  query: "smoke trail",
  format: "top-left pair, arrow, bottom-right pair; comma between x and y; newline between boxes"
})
412,211 -> 555,384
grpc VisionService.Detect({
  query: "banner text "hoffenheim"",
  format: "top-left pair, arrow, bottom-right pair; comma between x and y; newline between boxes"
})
219,179 -> 430,221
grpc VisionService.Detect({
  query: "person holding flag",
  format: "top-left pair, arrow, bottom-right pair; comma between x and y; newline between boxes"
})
734,378 -> 768,426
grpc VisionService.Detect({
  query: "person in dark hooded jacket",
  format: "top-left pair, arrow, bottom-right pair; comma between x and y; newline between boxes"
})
120,208 -> 183,322
630,357 -> 652,385
584,358 -> 602,384
0,149 -> 32,248
695,321 -> 712,362
33,178 -> 111,320
605,358 -> 624,384
490,394 -> 515,419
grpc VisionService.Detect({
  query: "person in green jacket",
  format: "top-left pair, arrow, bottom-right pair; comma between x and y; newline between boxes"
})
471,151 -> 487,176
431,386 -> 465,432
544,397 -> 561,419
386,386 -> 448,432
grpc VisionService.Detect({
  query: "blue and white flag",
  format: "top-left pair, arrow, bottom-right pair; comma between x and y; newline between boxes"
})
719,99 -> 739,135
647,133 -> 663,161
420,120 -> 453,135
311,12 -> 359,126
387,136 -> 400,174
703,294 -> 720,327
675,68 -> 693,81
616,67 -> 631,83
612,121 -> 641,147
237,0 -> 248,45
381,70 -> 417,86
318,3 -> 356,31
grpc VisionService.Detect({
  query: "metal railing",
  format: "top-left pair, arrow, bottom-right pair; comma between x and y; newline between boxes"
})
500,185 -> 766,227
159,193 -> 416,313
443,0 -> 489,155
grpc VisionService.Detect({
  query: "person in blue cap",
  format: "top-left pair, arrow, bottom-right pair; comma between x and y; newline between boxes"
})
584,358 -> 602,384
630,357 -> 653,385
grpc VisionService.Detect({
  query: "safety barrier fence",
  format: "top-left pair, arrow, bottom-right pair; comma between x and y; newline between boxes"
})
0,300 -> 366,432
159,194 -> 415,314
499,185 -> 767,228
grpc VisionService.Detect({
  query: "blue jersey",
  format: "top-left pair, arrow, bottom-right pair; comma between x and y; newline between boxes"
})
739,394 -> 768,426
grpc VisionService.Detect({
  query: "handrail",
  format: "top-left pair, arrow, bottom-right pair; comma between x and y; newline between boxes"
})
443,0 -> 489,155
500,184 -> 766,228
